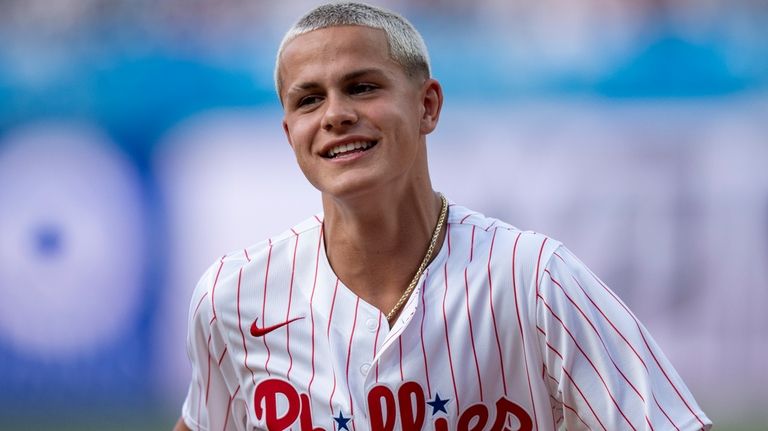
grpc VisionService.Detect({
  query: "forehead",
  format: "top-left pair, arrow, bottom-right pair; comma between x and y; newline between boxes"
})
279,26 -> 402,89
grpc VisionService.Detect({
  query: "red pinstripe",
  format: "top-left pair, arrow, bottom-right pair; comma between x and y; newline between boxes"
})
419,271 -> 433,397
563,366 -> 610,431
536,340 -> 660,431
235,268 -> 256,385
535,239 -> 548,297
543,364 -> 558,431
543,338 -> 608,431
217,346 -> 227,366
441,260 -> 460,409
638,327 -> 706,428
221,385 -> 241,431
553,253 -> 649,371
285,232 -> 300,380
555,415 -> 564,430
192,292 -> 208,320
328,278 -> 340,419
460,214 -> 471,224
308,228 -> 323,397
209,258 -> 225,325
196,380 -> 202,428
554,254 -> 679,429
345,297 -> 361,431
486,229 -> 508,395
262,240 -> 273,376
654,395 -> 681,431
544,269 -> 651,412
514,233 -> 540,430
373,312 -> 382,384
469,226 -> 476,261
544,369 -> 593,431
538,295 -> 638,431
540,334 -> 562,363
562,398 -> 594,431
327,278 -> 340,339
464,267 -> 484,401
446,223 -> 452,255
398,338 -> 404,381
205,334 -> 213,405
484,219 -> 498,232
543,357 -> 560,431
580,254 -> 708,429
244,248 -> 251,262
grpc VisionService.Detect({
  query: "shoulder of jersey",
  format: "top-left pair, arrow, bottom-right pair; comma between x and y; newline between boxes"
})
447,202 -> 562,268
199,214 -> 324,290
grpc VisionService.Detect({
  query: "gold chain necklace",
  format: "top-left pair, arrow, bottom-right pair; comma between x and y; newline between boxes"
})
386,193 -> 448,324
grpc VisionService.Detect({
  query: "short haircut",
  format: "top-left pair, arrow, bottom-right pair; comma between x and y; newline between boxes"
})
274,1 -> 431,103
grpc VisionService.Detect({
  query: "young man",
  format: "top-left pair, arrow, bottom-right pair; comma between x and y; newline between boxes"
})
175,2 -> 711,430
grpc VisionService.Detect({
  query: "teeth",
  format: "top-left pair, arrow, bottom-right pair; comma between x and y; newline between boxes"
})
327,141 -> 373,157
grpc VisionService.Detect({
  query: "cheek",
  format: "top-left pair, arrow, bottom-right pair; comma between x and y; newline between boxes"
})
383,109 -> 421,139
286,119 -> 315,152
368,102 -> 412,129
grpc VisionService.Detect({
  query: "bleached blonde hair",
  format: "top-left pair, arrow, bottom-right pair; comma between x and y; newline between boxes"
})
275,2 -> 431,103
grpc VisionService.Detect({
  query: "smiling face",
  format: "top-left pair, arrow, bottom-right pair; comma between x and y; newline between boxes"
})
279,25 -> 442,201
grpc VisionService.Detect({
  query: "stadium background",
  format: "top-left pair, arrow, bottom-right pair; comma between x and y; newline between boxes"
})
0,0 -> 766,429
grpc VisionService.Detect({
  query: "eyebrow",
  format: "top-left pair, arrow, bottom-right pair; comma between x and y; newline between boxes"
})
287,68 -> 386,94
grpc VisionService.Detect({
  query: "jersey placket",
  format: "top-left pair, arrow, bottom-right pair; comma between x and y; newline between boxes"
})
356,283 -> 424,426
316,221 -> 448,430
336,297 -> 387,429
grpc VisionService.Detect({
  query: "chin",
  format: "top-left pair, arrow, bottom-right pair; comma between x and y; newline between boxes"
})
319,176 -> 385,202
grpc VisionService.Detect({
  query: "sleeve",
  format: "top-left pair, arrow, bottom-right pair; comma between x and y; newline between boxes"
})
180,259 -> 240,431
534,245 -> 712,431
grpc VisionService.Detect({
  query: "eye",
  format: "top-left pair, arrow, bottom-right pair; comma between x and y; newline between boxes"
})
297,95 -> 322,108
349,83 -> 378,95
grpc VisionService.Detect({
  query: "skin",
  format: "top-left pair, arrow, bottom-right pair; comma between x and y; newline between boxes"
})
174,25 -> 444,431
173,418 -> 190,431
279,25 -> 445,322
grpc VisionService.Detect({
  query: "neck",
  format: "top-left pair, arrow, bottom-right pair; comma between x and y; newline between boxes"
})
321,184 -> 445,320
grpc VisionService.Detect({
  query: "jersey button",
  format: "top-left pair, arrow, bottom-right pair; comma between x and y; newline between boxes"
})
360,362 -> 371,376
365,318 -> 377,332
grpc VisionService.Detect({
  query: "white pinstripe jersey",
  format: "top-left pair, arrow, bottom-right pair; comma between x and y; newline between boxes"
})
181,203 -> 712,431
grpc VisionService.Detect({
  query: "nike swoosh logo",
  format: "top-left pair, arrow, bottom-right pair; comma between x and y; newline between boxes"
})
250,316 -> 304,337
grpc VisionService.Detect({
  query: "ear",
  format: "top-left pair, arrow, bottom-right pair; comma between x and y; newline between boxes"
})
282,119 -> 295,149
419,78 -> 443,135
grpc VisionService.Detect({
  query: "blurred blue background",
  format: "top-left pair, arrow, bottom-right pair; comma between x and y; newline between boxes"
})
0,0 -> 766,429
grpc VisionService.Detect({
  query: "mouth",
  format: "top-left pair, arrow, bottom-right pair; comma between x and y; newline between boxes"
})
322,140 -> 378,159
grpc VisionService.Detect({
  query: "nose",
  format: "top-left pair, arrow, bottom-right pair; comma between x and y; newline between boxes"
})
321,93 -> 357,132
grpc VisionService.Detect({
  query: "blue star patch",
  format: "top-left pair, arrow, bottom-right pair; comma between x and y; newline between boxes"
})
427,392 -> 450,415
333,411 -> 352,431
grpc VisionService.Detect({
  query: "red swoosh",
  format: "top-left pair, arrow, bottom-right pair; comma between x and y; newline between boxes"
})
250,316 -> 304,337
